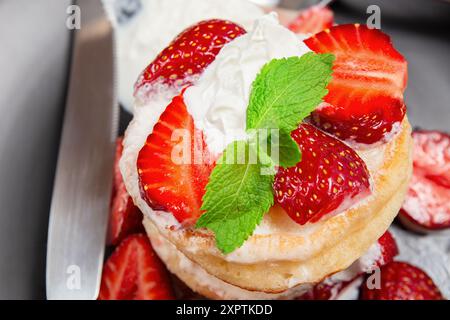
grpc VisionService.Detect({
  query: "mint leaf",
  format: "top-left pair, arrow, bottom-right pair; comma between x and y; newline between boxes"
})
246,53 -> 334,133
196,141 -> 274,254
270,130 -> 301,168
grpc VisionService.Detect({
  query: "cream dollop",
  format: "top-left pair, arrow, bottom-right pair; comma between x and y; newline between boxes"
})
112,0 -> 264,112
184,13 -> 311,155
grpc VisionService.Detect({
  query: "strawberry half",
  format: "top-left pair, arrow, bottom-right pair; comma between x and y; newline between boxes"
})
273,123 -> 371,225
399,130 -> 450,231
98,234 -> 174,300
107,137 -> 144,246
134,19 -> 246,99
137,93 -> 215,225
304,24 -> 408,144
360,261 -> 444,300
288,5 -> 334,35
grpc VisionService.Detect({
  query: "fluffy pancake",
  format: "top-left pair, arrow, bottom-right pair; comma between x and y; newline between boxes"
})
144,218 -> 311,299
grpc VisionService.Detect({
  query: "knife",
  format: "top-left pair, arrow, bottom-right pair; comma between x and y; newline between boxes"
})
46,0 -> 118,300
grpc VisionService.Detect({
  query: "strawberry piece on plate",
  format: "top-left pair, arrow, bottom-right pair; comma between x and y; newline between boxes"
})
304,24 -> 408,144
399,172 -> 450,232
376,231 -> 399,266
360,261 -> 444,300
134,19 -> 246,99
137,93 -> 215,225
411,130 -> 450,188
288,5 -> 334,35
99,234 -> 174,300
273,123 -> 371,225
399,131 -> 450,231
107,137 -> 143,246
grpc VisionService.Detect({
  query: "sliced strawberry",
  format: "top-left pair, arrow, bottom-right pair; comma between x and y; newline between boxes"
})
273,123 -> 371,225
399,130 -> 450,231
288,5 -> 333,35
376,231 -> 398,266
107,137 -> 144,246
311,102 -> 406,144
134,19 -> 246,99
411,130 -> 450,188
304,24 -> 408,144
360,261 -> 443,300
137,93 -> 215,225
399,173 -> 450,232
98,234 -> 175,300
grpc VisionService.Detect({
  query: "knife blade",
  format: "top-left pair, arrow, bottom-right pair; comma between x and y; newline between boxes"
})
46,0 -> 118,300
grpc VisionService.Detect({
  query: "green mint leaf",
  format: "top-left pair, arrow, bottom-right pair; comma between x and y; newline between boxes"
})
270,130 -> 301,168
246,53 -> 334,133
196,141 -> 274,254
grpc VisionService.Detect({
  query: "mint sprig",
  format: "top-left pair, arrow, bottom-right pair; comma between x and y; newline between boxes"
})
195,141 -> 274,254
196,53 -> 334,254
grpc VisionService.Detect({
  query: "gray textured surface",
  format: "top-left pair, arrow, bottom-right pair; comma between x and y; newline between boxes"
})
0,0 -> 72,299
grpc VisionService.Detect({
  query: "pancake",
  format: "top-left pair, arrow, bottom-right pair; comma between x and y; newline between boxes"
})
143,210 -> 387,300
143,218 -> 311,299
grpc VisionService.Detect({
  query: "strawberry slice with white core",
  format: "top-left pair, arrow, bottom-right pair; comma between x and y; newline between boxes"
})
99,234 -> 174,300
400,172 -> 450,231
288,5 -> 334,35
273,123 -> 371,225
134,19 -> 246,100
399,130 -> 450,231
304,24 -> 408,144
108,137 -> 144,245
411,130 -> 450,188
360,261 -> 443,300
137,93 -> 215,225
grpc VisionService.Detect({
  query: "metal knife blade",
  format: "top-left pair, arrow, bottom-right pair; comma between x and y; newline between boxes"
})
46,0 -> 118,300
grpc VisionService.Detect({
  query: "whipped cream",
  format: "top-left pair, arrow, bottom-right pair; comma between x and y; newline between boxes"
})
110,0 -> 264,112
184,13 -> 311,155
